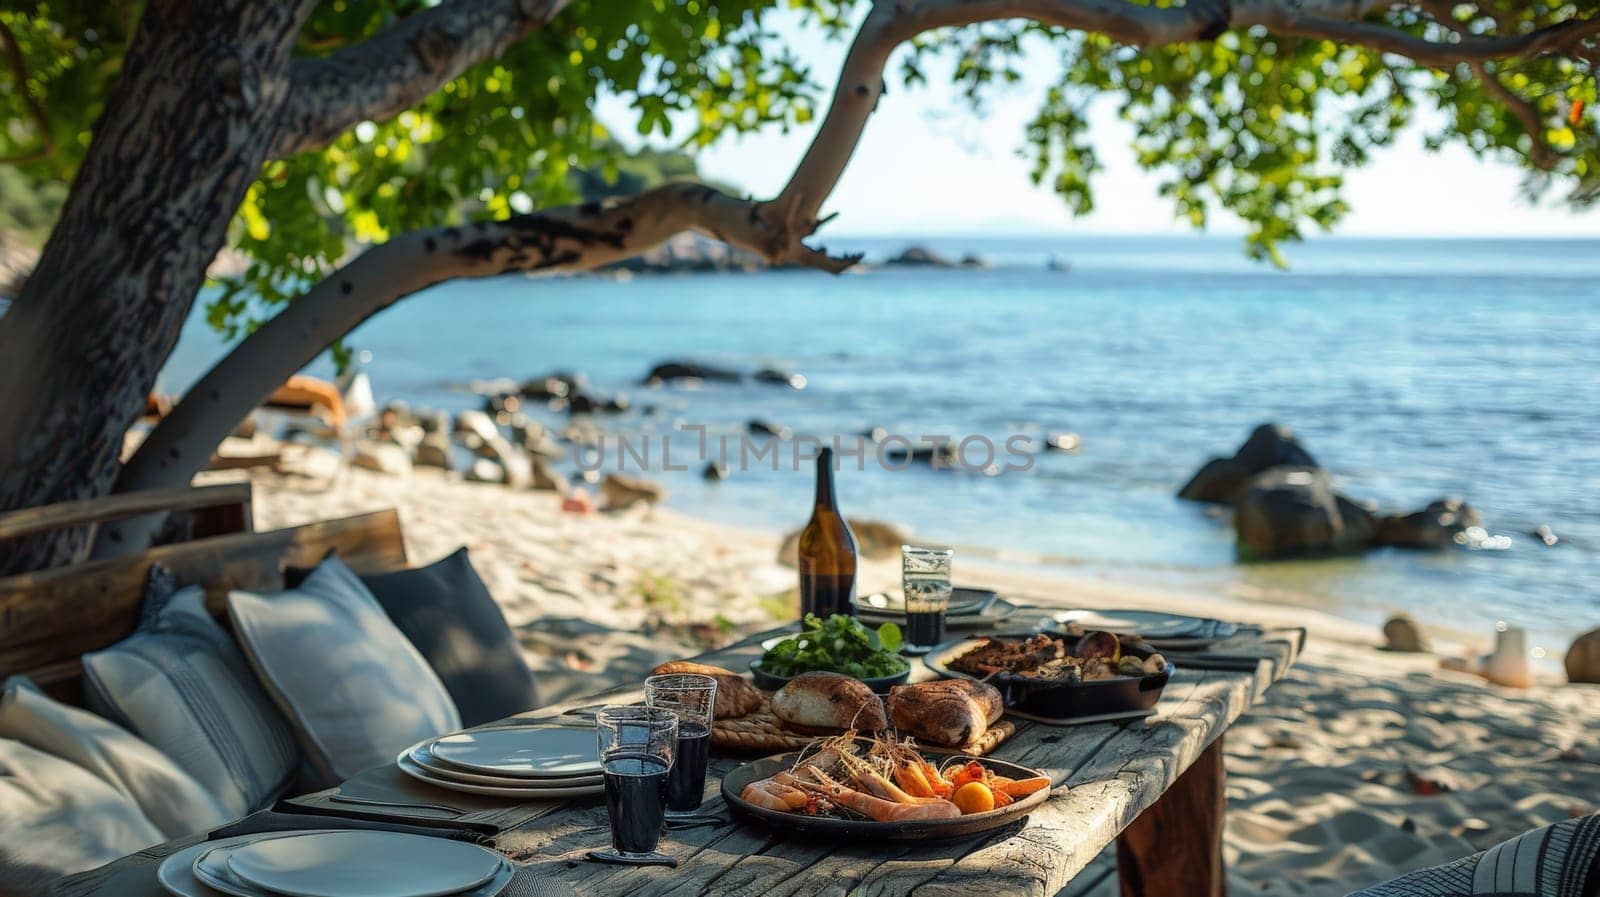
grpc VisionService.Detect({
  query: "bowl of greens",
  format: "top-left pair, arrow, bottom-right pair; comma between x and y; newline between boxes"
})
751,614 -> 912,693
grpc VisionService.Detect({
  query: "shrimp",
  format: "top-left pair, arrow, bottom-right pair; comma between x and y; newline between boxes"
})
740,777 -> 812,812
795,768 -> 961,822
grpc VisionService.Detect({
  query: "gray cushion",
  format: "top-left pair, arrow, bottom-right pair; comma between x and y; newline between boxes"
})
0,737 -> 163,885
0,676 -> 229,839
227,556 -> 461,788
359,548 -> 537,726
82,568 -> 299,819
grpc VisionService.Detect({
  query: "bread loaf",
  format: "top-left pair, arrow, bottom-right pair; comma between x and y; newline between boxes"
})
886,679 -> 1004,748
770,672 -> 887,732
650,660 -> 763,719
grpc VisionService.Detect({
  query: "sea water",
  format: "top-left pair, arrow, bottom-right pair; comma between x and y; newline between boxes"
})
158,236 -> 1600,657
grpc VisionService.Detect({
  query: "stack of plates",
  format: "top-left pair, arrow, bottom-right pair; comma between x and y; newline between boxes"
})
396,726 -> 604,798
157,830 -> 514,897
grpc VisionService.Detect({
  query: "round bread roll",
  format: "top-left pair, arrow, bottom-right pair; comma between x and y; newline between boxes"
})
886,679 -> 1004,748
771,671 -> 887,732
650,660 -> 763,719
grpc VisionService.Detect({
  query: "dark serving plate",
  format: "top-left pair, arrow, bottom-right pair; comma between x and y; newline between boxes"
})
748,660 -> 910,695
721,749 -> 1051,841
922,632 -> 1172,722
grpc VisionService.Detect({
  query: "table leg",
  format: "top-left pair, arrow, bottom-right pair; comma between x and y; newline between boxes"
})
1115,734 -> 1227,897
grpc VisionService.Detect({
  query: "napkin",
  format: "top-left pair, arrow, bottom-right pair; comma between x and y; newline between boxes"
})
211,802 -> 499,845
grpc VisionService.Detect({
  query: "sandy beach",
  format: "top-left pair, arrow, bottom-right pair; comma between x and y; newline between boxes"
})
240,464 -> 1600,896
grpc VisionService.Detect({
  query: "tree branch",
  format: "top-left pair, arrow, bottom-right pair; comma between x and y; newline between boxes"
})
110,182 -> 857,532
270,0 -> 569,158
0,19 -> 55,165
1473,61 -> 1558,170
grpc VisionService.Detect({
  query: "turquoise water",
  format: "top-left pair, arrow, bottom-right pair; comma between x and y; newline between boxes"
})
161,236 -> 1600,655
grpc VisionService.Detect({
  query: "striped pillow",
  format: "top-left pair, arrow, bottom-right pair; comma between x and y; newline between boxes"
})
82,568 -> 299,818
1350,815 -> 1600,897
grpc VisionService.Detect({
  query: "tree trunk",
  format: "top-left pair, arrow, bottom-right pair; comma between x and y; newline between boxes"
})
0,0 -> 312,575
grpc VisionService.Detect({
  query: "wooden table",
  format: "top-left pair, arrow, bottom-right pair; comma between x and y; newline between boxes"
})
57,625 -> 1302,897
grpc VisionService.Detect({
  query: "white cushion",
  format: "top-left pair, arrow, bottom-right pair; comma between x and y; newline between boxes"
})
82,583 -> 299,818
0,676 -> 230,839
227,557 -> 461,787
0,738 -> 163,883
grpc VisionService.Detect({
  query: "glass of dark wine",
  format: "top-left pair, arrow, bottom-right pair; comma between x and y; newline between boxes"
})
643,673 -> 718,817
901,545 -> 954,654
589,706 -> 678,867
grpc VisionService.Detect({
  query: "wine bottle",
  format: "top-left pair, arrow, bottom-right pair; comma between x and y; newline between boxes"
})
797,447 -> 858,620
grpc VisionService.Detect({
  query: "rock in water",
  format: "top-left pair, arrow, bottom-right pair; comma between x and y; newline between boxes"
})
641,360 -> 742,386
351,442 -> 412,476
883,245 -> 958,268
1179,423 -> 1318,504
747,418 -> 791,439
1375,497 -> 1481,550
1383,614 -> 1428,652
753,368 -> 807,389
519,371 -> 585,400
1529,524 -> 1559,547
1044,432 -> 1081,452
1233,468 -> 1373,558
600,473 -> 665,509
1565,629 -> 1600,684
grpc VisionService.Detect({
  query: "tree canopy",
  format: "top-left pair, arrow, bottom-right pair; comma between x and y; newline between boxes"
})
5,1 -> 1595,298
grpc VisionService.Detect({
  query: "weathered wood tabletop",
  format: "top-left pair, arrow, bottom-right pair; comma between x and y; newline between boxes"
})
56,623 -> 1303,897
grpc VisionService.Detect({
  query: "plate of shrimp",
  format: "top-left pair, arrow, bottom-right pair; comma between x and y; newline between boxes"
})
720,731 -> 1055,840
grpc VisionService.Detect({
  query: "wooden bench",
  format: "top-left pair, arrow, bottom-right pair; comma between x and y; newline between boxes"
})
0,485 -> 407,704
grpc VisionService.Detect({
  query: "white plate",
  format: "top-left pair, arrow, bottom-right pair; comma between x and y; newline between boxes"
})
428,727 -> 600,778
178,837 -> 515,897
1050,609 -> 1207,640
222,830 -> 504,897
159,832 -> 320,897
405,740 -> 603,788
397,750 -> 605,799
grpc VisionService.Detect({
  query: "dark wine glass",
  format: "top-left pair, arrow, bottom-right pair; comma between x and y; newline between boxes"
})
589,706 -> 677,867
644,674 -> 718,816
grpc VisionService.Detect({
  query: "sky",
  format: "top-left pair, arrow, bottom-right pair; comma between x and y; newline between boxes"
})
596,9 -> 1599,239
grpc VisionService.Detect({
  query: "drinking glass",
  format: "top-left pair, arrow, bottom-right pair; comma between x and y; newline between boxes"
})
590,706 -> 677,867
901,545 -> 954,654
644,674 -> 718,816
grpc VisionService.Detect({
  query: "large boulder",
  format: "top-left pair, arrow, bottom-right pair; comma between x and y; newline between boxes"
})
1565,628 -> 1600,684
1233,468 -> 1373,559
641,360 -> 742,386
600,473 -> 666,509
351,441 -> 412,476
1178,458 -> 1254,504
1375,497 -> 1481,550
1179,423 -> 1318,504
